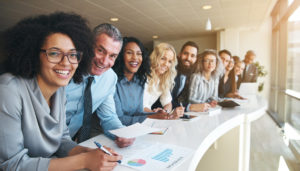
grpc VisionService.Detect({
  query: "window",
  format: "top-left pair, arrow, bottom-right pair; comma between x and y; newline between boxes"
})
286,5 -> 300,130
271,0 -> 300,149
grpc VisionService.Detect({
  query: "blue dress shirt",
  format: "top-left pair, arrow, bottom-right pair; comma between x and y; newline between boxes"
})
66,69 -> 124,139
114,76 -> 148,126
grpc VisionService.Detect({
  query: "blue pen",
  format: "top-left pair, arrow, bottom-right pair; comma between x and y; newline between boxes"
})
94,141 -> 121,164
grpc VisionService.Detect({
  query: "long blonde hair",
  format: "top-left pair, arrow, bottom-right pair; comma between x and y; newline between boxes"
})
148,43 -> 177,96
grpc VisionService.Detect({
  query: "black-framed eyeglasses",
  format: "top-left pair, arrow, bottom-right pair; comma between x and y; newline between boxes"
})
40,48 -> 83,64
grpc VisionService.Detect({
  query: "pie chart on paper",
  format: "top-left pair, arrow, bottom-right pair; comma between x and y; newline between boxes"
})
127,159 -> 146,167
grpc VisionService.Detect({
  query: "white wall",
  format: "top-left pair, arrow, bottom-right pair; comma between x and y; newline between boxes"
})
153,34 -> 216,55
152,18 -> 272,99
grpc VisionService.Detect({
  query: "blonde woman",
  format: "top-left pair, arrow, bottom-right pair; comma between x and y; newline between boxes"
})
188,49 -> 223,112
143,43 -> 184,119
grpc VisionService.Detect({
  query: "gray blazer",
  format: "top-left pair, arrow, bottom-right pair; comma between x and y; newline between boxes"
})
242,63 -> 258,82
0,73 -> 77,171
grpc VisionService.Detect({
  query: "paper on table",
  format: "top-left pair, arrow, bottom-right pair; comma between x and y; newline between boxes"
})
84,137 -> 194,171
142,119 -> 169,135
185,105 -> 222,117
119,140 -> 193,171
109,123 -> 161,138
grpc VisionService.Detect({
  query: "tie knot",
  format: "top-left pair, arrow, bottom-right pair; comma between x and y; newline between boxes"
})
88,76 -> 94,83
87,76 -> 94,87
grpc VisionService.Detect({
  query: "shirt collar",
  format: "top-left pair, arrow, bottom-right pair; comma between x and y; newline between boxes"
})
120,75 -> 139,84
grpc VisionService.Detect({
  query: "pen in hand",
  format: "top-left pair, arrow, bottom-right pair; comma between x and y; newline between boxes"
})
179,102 -> 190,119
94,141 -> 121,164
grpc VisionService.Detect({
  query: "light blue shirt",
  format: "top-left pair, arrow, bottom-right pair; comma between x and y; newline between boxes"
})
114,76 -> 148,126
66,69 -> 124,139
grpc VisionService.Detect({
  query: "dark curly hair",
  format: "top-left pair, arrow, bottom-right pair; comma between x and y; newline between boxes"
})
113,37 -> 150,86
2,12 -> 94,83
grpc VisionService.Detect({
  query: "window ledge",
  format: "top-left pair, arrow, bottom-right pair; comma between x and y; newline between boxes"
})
285,89 -> 300,100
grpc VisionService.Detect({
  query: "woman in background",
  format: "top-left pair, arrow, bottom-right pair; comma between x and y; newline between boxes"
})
143,43 -> 184,119
188,49 -> 223,111
0,12 -> 121,171
113,37 -> 172,125
225,60 -> 246,99
219,57 -> 234,98
233,55 -> 241,64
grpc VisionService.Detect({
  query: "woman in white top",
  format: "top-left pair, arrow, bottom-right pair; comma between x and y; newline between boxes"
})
188,49 -> 223,111
143,43 -> 184,119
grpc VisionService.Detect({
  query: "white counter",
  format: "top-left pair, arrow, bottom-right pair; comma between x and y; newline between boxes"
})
80,95 -> 267,171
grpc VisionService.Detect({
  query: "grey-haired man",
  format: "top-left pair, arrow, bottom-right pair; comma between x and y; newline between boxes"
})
66,23 -> 135,147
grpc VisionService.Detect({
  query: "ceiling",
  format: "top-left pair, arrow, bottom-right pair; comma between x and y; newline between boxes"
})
0,0 -> 277,47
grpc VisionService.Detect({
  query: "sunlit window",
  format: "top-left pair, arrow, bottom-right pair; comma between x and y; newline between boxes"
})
288,6 -> 300,21
288,0 -> 294,7
287,6 -> 300,92
286,5 -> 300,133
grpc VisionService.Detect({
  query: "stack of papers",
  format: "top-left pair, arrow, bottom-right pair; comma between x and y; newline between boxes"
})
184,105 -> 222,119
142,119 -> 169,135
205,105 -> 222,115
109,123 -> 161,138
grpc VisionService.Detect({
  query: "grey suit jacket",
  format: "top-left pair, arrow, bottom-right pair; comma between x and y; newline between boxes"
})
242,63 -> 258,82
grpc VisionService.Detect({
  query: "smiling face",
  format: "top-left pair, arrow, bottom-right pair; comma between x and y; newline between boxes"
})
90,33 -> 122,76
123,42 -> 143,75
156,49 -> 175,75
179,45 -> 197,68
226,58 -> 234,71
244,54 -> 256,64
203,54 -> 217,73
37,33 -> 78,90
234,62 -> 245,76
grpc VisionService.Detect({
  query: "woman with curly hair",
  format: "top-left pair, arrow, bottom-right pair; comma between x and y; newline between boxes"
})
188,49 -> 223,112
0,12 -> 121,171
143,43 -> 184,119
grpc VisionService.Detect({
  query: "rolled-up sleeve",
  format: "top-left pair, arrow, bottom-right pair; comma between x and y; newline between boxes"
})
97,87 -> 124,139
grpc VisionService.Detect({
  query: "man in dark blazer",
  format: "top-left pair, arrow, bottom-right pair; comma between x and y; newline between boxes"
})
242,50 -> 258,82
172,41 -> 198,108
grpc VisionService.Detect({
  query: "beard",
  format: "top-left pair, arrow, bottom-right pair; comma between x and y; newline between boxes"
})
177,61 -> 193,76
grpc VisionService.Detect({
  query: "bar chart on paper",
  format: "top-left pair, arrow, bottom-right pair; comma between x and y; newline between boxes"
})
152,149 -> 173,162
120,140 -> 193,171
